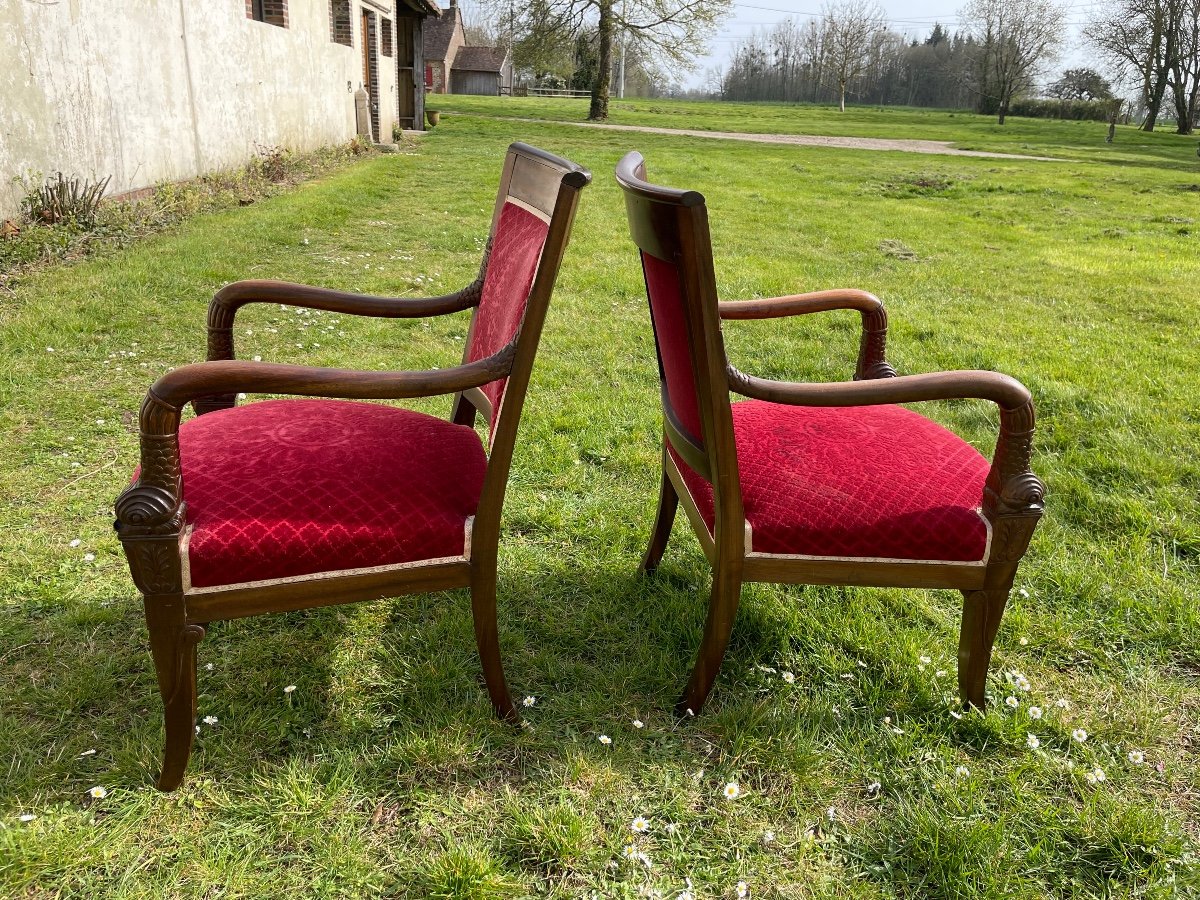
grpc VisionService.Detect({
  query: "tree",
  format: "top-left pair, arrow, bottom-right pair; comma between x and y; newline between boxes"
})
960,0 -> 1067,123
1084,0 -> 1198,131
1047,67 -> 1115,100
484,0 -> 730,119
822,0 -> 888,111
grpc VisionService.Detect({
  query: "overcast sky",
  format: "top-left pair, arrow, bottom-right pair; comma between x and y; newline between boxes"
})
460,0 -> 1100,91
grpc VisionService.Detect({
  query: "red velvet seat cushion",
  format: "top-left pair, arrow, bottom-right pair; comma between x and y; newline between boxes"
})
169,399 -> 486,588
673,400 -> 991,562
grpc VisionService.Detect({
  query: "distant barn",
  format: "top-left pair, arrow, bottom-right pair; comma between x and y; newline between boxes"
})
451,46 -> 512,96
423,0 -> 511,96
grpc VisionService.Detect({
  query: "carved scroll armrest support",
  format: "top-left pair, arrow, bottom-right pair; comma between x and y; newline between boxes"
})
717,289 -> 896,382
114,392 -> 187,595
984,398 -> 1045,520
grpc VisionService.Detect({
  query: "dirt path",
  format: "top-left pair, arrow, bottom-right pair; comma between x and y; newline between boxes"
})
496,116 -> 1061,161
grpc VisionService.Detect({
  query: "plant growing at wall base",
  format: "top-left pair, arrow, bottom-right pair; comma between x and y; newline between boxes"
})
21,172 -> 111,228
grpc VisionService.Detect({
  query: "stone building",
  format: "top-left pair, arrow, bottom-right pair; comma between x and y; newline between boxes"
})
0,0 -> 439,219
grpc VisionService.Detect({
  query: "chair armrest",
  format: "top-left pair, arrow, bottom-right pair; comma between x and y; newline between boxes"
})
719,289 -> 895,381
197,278 -> 486,413
727,365 -> 1044,522
206,277 -> 483,356
114,347 -> 514,533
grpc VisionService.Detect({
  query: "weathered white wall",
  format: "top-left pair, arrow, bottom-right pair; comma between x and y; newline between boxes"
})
0,0 -> 398,219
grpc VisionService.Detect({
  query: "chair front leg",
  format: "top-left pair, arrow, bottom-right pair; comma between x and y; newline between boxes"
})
469,562 -> 518,723
144,596 -> 204,791
957,588 -> 1009,709
677,561 -> 743,717
640,447 -> 679,575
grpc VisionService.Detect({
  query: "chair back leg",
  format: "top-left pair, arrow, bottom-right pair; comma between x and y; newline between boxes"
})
677,561 -> 743,716
640,446 -> 679,575
957,587 -> 1010,709
469,560 -> 519,723
144,598 -> 204,791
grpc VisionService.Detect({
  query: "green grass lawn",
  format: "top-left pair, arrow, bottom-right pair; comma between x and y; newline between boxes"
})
2,101 -> 1198,898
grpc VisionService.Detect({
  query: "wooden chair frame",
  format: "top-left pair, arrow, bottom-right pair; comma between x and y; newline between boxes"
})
115,143 -> 590,790
616,151 -> 1045,717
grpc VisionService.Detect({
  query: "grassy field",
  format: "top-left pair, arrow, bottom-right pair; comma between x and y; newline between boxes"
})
430,94 -> 1200,168
2,100 -> 1198,898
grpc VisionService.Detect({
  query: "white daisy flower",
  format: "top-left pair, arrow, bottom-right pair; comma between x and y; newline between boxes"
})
19,814 -> 36,822
1019,637 -> 1029,646
781,671 -> 796,684
1018,588 -> 1030,599
1005,696 -> 1019,708
1128,750 -> 1145,765
664,822 -> 678,835
736,881 -> 749,898
761,830 -> 775,843
69,539 -> 81,548
204,663 -> 214,671
919,655 -> 932,665
1026,733 -> 1040,750
723,782 -> 741,800
631,816 -> 650,833
1056,698 -> 1070,709
83,553 -> 96,562
522,695 -> 536,707
1092,767 -> 1106,782
622,843 -> 638,860
955,765 -> 970,777
87,786 -> 107,799
935,670 -> 947,678
632,719 -> 644,728
202,715 -> 218,726
1084,771 -> 1098,785
866,781 -> 881,797
283,685 -> 296,694
1072,728 -> 1088,743
598,734 -> 612,745
1029,706 -> 1043,720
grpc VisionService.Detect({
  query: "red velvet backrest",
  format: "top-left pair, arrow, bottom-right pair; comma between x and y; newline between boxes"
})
466,201 -> 551,428
641,250 -> 703,440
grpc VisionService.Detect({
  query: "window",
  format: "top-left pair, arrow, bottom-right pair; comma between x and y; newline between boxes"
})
381,18 -> 393,57
247,0 -> 288,28
330,0 -> 352,46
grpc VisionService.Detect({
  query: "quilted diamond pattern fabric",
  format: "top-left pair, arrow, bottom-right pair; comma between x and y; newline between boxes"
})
642,251 -> 703,440
672,400 -> 991,561
467,201 -> 550,426
168,399 -> 486,588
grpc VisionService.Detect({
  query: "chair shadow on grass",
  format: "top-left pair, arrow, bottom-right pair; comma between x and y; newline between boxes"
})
135,553 -> 1027,795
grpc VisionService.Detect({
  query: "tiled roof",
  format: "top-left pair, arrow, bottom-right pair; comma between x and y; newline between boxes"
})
452,45 -> 507,73
423,4 -> 459,61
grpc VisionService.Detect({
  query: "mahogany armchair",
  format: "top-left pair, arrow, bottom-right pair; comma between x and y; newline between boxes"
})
115,143 -> 590,790
615,151 -> 1045,717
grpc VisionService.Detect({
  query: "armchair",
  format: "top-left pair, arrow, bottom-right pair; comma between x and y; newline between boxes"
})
115,143 -> 590,790
615,151 -> 1044,717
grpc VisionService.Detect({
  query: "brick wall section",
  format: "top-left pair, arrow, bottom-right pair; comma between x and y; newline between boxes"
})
330,0 -> 352,46
246,0 -> 288,27
381,17 -> 393,57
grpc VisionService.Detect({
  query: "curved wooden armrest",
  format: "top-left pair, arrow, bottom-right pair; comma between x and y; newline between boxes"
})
206,278 -> 483,353
719,289 -> 895,381
727,365 -> 1044,520
114,347 -> 514,532
718,288 -> 882,320
197,277 -> 487,414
